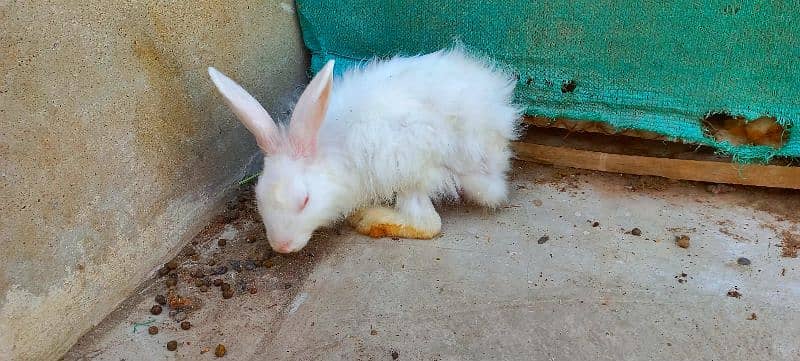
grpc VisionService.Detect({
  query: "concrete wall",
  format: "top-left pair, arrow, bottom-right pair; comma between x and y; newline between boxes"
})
0,1 -> 307,359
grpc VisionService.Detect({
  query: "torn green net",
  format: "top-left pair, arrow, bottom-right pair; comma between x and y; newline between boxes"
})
295,0 -> 800,163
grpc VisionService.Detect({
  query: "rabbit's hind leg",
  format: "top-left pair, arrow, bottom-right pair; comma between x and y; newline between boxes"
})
460,171 -> 509,208
347,192 -> 441,239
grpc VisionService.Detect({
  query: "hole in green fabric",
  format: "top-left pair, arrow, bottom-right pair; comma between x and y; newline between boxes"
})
702,112 -> 787,149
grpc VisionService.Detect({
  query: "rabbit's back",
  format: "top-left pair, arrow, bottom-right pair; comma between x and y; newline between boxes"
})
320,49 -> 521,202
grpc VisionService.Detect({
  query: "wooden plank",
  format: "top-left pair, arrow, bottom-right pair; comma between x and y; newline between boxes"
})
512,127 -> 800,189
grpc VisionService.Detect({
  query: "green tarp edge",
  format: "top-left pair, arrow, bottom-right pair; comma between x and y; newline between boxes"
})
295,0 -> 800,163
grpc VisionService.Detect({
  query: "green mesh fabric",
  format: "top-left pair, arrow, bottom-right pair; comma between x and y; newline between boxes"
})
295,0 -> 800,163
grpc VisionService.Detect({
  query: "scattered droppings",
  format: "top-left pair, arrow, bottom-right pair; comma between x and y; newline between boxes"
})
537,236 -> 549,244
630,228 -> 642,236
391,350 -> 399,360
215,344 -> 227,357
129,190 -> 329,355
157,267 -> 170,277
736,257 -> 751,266
747,313 -> 757,320
212,266 -> 229,275
222,289 -> 234,299
150,305 -> 162,315
675,235 -> 690,249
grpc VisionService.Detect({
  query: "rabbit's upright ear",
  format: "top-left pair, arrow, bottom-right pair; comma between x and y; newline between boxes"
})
288,60 -> 335,157
208,67 -> 280,154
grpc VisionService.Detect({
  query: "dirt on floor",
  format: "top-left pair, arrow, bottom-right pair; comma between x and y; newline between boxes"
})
62,190 -> 341,360
63,161 -> 800,360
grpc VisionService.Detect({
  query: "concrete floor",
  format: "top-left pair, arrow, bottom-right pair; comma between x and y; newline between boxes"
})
64,162 -> 800,361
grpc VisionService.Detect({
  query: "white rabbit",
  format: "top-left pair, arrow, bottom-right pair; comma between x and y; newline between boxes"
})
208,48 -> 521,253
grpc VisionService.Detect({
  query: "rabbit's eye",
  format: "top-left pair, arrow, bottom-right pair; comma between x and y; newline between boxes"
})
299,195 -> 310,211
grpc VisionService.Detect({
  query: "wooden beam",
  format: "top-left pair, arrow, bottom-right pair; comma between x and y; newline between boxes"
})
512,127 -> 800,189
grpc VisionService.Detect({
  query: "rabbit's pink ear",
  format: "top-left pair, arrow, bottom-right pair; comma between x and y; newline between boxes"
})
208,67 -> 280,154
288,60 -> 334,157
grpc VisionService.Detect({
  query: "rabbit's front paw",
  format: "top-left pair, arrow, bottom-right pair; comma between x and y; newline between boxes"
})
348,207 -> 439,240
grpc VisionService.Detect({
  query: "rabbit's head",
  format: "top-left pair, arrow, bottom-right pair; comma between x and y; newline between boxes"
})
208,61 -> 341,253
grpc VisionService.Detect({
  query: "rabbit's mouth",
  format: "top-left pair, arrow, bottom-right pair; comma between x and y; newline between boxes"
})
272,242 -> 295,253
268,232 -> 312,253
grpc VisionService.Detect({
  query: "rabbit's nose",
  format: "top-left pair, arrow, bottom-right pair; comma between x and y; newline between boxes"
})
273,241 -> 294,253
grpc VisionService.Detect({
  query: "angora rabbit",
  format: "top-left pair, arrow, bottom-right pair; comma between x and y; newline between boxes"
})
208,48 -> 521,253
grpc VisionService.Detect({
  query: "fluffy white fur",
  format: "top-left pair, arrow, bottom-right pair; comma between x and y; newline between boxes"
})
209,48 -> 522,253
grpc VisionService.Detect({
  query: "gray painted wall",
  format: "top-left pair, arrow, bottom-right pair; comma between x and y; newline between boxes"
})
0,1 -> 307,359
